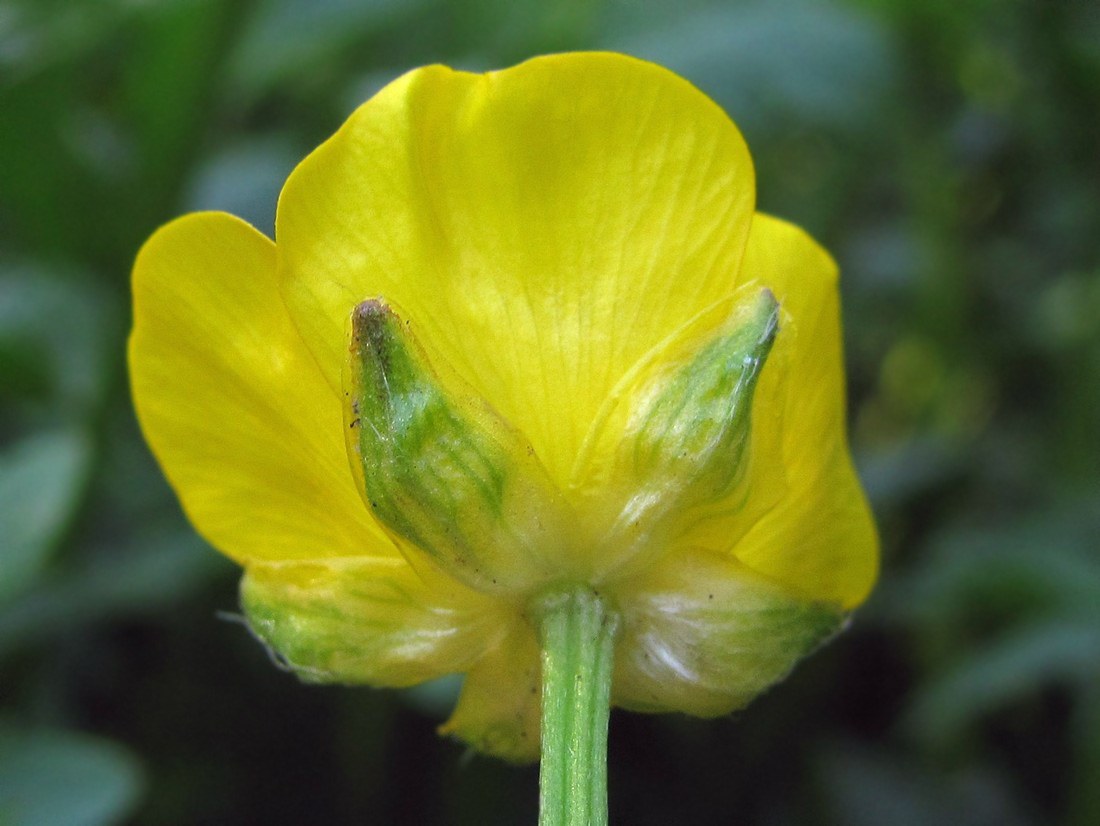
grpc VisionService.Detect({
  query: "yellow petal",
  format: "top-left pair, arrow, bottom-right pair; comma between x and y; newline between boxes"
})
276,52 -> 756,490
129,212 -> 391,563
241,556 -> 505,686
611,547 -> 843,716
439,620 -> 542,763
728,214 -> 878,608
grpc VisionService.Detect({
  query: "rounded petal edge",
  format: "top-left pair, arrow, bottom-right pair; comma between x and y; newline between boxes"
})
730,214 -> 878,609
129,211 -> 393,564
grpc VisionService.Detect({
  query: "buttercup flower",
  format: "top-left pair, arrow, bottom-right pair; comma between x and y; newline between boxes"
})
130,52 -> 877,764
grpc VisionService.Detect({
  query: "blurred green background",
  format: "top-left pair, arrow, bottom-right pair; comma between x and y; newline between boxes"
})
2,0 -> 1099,823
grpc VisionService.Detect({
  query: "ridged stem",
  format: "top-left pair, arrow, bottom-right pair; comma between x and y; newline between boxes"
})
535,588 -> 620,826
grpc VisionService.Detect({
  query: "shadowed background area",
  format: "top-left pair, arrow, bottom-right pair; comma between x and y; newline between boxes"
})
2,0 -> 1099,823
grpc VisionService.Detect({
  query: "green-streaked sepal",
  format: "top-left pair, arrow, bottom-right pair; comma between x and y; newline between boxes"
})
612,548 -> 845,715
345,299 -> 574,594
240,557 -> 506,686
625,288 -> 777,513
575,288 -> 785,580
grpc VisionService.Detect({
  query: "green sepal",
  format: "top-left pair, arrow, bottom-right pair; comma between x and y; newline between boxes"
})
612,548 -> 845,715
627,288 -> 778,508
345,299 -> 571,594
577,288 -> 783,579
239,558 -> 503,686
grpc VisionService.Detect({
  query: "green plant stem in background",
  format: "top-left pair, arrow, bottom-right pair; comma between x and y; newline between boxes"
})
536,588 -> 620,826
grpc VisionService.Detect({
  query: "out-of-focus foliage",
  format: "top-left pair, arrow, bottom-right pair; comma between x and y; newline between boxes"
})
0,725 -> 143,826
1,0 -> 1097,823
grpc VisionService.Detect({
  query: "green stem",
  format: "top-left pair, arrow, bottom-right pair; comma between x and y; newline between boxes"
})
535,587 -> 620,826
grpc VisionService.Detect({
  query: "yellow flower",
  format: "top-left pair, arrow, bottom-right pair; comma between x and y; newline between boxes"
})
129,52 -> 877,762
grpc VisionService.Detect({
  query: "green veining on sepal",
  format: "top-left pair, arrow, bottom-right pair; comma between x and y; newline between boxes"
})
581,289 -> 782,579
628,288 -> 778,516
239,560 -> 498,687
345,299 -> 570,593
